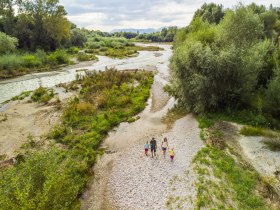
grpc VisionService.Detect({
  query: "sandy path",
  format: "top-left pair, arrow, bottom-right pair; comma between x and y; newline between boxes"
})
107,115 -> 203,210
80,43 -> 203,210
81,108 -> 203,210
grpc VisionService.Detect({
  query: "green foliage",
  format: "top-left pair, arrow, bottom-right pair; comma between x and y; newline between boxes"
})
193,3 -> 224,24
0,70 -> 154,209
240,126 -> 278,138
197,116 -> 214,129
85,34 -> 163,58
11,91 -> 32,101
265,70 -> 280,117
0,49 -> 71,79
67,47 -> 80,54
77,53 -> 97,61
22,54 -> 42,67
31,87 -> 54,103
70,28 -> 87,47
170,3 -> 280,126
0,54 -> 24,70
133,27 -> 178,42
263,138 -> 280,151
194,146 -> 268,209
0,148 -> 87,210
0,32 -> 18,54
218,6 -> 264,46
47,50 -> 70,65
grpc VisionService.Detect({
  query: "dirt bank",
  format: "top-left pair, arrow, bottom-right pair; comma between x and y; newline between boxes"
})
0,99 -> 61,159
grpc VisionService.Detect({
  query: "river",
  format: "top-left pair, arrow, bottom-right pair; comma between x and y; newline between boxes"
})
0,43 -> 171,104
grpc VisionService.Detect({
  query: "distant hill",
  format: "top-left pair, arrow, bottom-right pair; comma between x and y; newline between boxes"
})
111,28 -> 159,34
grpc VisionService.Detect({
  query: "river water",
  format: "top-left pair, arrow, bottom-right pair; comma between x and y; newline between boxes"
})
0,44 -> 171,104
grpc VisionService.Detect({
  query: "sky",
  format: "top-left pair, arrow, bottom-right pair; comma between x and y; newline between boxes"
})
60,0 -> 280,32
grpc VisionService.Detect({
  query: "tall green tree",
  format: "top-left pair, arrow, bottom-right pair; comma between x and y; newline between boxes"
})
18,0 -> 70,50
0,0 -> 16,35
193,3 -> 224,24
0,31 -> 18,54
170,5 -> 275,114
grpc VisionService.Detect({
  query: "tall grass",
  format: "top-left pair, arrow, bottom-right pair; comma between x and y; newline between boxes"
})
240,126 -> 278,138
193,146 -> 268,209
0,50 -> 70,79
0,54 -> 24,70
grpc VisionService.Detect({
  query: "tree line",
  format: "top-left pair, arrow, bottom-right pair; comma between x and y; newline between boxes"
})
112,27 -> 178,42
0,0 -> 75,51
170,3 -> 280,128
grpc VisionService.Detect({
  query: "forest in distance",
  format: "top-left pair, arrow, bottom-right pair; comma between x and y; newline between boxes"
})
1,0 -> 280,209
0,0 -> 176,79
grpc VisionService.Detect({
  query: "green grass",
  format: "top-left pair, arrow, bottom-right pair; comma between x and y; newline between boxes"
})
193,146 -> 269,210
11,91 -> 32,101
240,126 -> 278,138
86,36 -> 163,59
31,87 -> 54,103
197,116 -> 214,129
0,50 -> 71,79
77,53 -> 98,61
206,110 -> 280,130
262,138 -> 280,151
0,69 -> 154,209
196,116 -> 214,141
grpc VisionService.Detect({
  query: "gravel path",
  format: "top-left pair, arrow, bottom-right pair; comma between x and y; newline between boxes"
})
80,44 -> 203,209
107,115 -> 203,210
81,114 -> 203,210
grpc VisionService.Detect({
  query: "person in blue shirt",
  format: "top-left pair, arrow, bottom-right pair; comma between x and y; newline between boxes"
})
144,141 -> 149,156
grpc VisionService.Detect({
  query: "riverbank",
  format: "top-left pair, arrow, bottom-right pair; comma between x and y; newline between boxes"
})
0,43 -> 171,104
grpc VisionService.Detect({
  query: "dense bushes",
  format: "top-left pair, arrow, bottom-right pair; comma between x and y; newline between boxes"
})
31,87 -> 54,103
0,149 -> 87,209
85,35 -> 162,58
0,70 -> 154,209
0,49 -> 70,78
77,53 -> 98,61
0,32 -> 18,54
47,50 -> 70,65
170,3 -> 280,128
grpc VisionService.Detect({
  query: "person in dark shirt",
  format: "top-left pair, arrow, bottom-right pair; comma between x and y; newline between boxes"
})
150,137 -> 157,158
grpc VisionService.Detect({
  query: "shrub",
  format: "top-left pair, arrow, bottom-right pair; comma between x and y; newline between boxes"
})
67,47 -> 80,54
0,32 -> 18,54
240,126 -> 277,138
99,47 -> 108,52
197,116 -> 214,129
194,146 -> 267,209
84,49 -> 95,54
263,138 -> 280,151
77,53 -> 97,61
22,55 -> 42,67
75,102 -> 96,114
47,50 -> 70,65
31,87 -> 54,103
0,149 -> 88,210
0,54 -> 23,70
0,70 -> 154,209
35,49 -> 47,64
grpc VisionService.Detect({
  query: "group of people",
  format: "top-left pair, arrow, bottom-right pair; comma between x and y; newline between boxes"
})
144,137 -> 175,161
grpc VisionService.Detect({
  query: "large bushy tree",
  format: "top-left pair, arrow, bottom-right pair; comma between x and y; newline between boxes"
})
0,0 -> 71,51
193,3 -> 225,24
171,4 -> 280,121
0,31 -> 18,54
